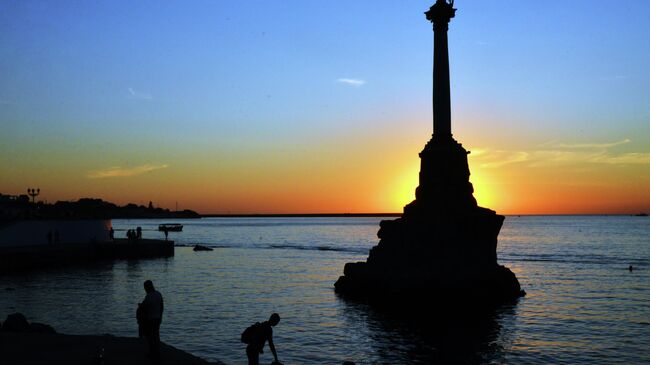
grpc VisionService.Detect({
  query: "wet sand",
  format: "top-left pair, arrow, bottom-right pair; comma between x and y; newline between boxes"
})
0,332 -> 225,365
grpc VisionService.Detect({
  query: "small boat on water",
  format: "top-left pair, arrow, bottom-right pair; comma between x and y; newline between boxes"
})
158,223 -> 183,232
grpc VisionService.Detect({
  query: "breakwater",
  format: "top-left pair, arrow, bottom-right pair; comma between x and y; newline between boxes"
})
0,238 -> 173,272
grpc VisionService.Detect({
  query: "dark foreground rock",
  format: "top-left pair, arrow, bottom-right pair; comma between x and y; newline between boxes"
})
29,322 -> 57,334
0,313 -> 223,364
1,313 -> 31,333
0,332 -> 224,365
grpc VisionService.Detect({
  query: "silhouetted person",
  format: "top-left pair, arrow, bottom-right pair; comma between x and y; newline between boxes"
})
136,301 -> 145,338
163,229 -> 168,241
109,227 -> 114,240
629,265 -> 633,272
140,280 -> 164,360
242,313 -> 281,365
136,226 -> 142,239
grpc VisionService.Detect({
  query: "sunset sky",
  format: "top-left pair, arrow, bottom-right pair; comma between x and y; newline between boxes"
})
1,1 -> 649,214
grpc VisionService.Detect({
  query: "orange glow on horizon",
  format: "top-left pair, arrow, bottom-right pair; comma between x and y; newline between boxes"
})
2,121 -> 648,215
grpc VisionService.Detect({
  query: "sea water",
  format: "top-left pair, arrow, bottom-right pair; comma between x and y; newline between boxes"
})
0,216 -> 648,364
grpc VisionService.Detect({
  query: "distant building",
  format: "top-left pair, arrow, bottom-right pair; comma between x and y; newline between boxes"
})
0,193 -> 29,204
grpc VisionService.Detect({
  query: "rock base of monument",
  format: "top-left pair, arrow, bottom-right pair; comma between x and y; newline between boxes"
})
335,213 -> 525,305
335,260 -> 523,306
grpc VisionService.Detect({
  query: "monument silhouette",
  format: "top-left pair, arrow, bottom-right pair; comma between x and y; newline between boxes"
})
335,0 -> 525,304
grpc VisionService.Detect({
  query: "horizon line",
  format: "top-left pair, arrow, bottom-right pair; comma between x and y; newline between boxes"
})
199,212 -> 646,218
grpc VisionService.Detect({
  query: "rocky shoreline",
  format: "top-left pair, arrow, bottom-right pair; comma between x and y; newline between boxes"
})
0,313 -> 224,365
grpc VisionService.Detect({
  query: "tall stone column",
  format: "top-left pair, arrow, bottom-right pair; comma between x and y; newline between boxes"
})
426,0 -> 456,140
334,0 -> 524,306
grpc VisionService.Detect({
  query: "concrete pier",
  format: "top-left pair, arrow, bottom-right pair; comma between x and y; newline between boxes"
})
0,239 -> 174,272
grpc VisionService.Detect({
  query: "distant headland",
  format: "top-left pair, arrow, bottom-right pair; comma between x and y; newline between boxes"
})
0,193 -> 200,221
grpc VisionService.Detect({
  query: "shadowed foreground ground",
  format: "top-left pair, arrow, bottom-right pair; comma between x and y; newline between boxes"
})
0,332 -> 225,365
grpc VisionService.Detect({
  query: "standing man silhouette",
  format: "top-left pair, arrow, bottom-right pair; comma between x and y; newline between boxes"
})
140,280 -> 164,359
244,313 -> 281,365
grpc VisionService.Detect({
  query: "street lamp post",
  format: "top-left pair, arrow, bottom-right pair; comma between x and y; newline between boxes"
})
27,188 -> 40,203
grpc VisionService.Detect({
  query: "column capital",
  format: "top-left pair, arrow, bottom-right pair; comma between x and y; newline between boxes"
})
425,0 -> 456,28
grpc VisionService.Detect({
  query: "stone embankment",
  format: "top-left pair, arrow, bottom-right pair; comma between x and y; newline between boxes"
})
0,312 -> 224,365
0,239 -> 174,272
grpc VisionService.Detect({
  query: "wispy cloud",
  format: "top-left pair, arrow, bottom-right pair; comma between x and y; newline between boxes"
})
540,139 -> 630,149
127,87 -> 153,100
589,152 -> 650,165
337,78 -> 365,87
598,75 -> 629,81
87,164 -> 168,178
472,139 -> 650,168
479,151 -> 529,168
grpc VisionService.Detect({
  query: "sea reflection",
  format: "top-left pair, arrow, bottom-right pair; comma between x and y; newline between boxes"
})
340,298 -> 518,364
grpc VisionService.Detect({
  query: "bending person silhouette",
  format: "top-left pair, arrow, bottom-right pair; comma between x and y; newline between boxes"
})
140,280 -> 164,360
241,313 -> 282,365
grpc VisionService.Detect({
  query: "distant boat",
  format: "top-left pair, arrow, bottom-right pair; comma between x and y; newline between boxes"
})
634,213 -> 648,217
158,223 -> 183,232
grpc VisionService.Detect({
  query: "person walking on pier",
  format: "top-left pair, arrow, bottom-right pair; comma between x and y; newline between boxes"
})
140,280 -> 164,360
